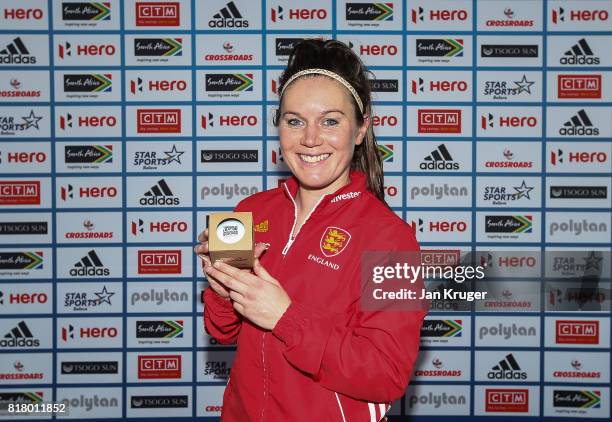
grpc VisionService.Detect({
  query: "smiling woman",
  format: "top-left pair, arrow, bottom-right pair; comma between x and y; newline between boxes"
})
194,39 -> 426,422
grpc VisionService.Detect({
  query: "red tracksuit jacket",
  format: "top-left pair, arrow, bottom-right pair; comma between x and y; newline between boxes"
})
204,171 -> 426,421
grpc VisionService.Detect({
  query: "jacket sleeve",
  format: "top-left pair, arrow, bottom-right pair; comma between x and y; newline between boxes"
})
271,226 -> 427,403
202,199 -> 251,344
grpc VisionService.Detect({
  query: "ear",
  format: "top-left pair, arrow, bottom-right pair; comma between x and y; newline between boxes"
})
355,114 -> 369,146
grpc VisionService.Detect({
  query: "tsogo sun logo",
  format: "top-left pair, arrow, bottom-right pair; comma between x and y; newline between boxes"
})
320,227 -> 351,257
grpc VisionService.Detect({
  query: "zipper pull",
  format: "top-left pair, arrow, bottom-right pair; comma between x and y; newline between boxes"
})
281,241 -> 290,256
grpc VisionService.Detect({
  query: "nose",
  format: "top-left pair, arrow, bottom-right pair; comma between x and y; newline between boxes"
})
301,123 -> 323,147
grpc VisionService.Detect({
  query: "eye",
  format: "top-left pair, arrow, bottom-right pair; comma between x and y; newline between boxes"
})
286,118 -> 303,127
323,118 -> 338,126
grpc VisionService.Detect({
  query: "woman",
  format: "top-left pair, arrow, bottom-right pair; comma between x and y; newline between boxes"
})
194,39 -> 426,421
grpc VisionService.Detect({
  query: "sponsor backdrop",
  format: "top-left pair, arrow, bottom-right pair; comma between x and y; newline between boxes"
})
0,0 -> 610,420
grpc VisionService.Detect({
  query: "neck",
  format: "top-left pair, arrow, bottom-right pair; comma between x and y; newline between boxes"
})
295,171 -> 352,216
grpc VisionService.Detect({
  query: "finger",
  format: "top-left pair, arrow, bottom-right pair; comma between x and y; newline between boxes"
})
229,289 -> 246,303
253,242 -> 269,259
197,228 -> 209,243
253,258 -> 278,285
208,280 -> 229,298
194,243 -> 208,255
205,265 -> 249,295
232,301 -> 245,316
213,261 -> 262,286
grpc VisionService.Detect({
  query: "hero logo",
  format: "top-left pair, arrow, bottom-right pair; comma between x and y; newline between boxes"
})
349,41 -> 397,56
550,149 -> 607,165
485,389 -> 529,413
59,113 -> 117,130
555,320 -> 599,345
3,8 -> 44,20
130,77 -> 187,94
2,292 -> 47,304
411,77 -> 467,94
557,75 -> 602,99
0,181 -> 40,205
60,184 -> 117,201
371,114 -> 398,128
137,109 -> 181,133
61,324 -> 118,341
138,250 -> 182,274
138,355 -> 181,379
131,219 -> 187,235
135,2 -> 180,26
411,6 -> 468,23
201,112 -> 258,129
0,151 -> 46,163
552,7 -> 609,24
411,218 -> 467,233
418,109 -> 461,134
481,113 -> 537,129
270,6 -> 327,22
58,42 -> 116,59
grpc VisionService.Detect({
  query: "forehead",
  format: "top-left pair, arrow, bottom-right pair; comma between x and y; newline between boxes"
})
281,75 -> 353,111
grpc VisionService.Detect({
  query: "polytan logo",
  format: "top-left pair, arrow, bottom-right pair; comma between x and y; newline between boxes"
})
138,250 -> 181,274
418,109 -> 461,134
138,355 -> 181,379
557,74 -> 601,99
556,320 -> 599,345
135,1 -> 180,26
0,181 -> 40,205
137,109 -> 181,133
485,389 -> 529,413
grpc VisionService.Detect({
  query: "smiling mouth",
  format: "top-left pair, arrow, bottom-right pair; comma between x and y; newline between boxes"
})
298,153 -> 330,163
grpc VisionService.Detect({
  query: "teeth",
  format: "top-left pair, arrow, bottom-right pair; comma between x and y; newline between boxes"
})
299,154 -> 330,163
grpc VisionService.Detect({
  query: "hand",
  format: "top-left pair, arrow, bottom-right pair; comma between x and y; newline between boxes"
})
194,228 -> 269,299
204,258 -> 291,330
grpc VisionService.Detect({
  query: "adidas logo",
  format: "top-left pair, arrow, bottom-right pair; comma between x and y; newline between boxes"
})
559,109 -> 599,136
70,249 -> 110,277
0,37 -> 37,64
209,1 -> 249,28
561,38 -> 600,65
0,321 -> 40,348
140,179 -> 179,206
420,144 -> 459,170
487,353 -> 527,380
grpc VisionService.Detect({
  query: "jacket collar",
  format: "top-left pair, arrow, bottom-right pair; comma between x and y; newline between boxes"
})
282,170 -> 367,214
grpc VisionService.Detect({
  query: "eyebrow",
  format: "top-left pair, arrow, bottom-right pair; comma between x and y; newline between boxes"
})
282,109 -> 346,117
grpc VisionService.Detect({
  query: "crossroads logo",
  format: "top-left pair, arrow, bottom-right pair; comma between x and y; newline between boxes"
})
64,219 -> 114,241
0,110 -> 43,135
64,145 -> 113,165
69,249 -> 110,277
485,215 -> 532,233
208,1 -> 249,28
0,37 -> 37,64
205,74 -> 253,92
482,75 -> 535,100
553,390 -> 601,409
0,252 -> 43,270
0,77 -> 41,99
62,2 -> 111,21
345,3 -> 393,21
557,74 -> 602,99
134,38 -> 182,57
140,179 -> 179,206
418,109 -> 461,134
0,321 -> 41,348
559,109 -> 599,136
482,181 -> 534,205
0,360 -> 44,381
484,7 -> 534,27
64,286 -> 115,311
137,109 -> 181,133
416,39 -> 463,58
420,144 -> 459,170
560,38 -> 600,65
63,74 -> 112,95
135,1 -> 179,26
420,320 -> 462,337
487,354 -> 527,380
0,181 -> 40,205
132,145 -> 184,170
